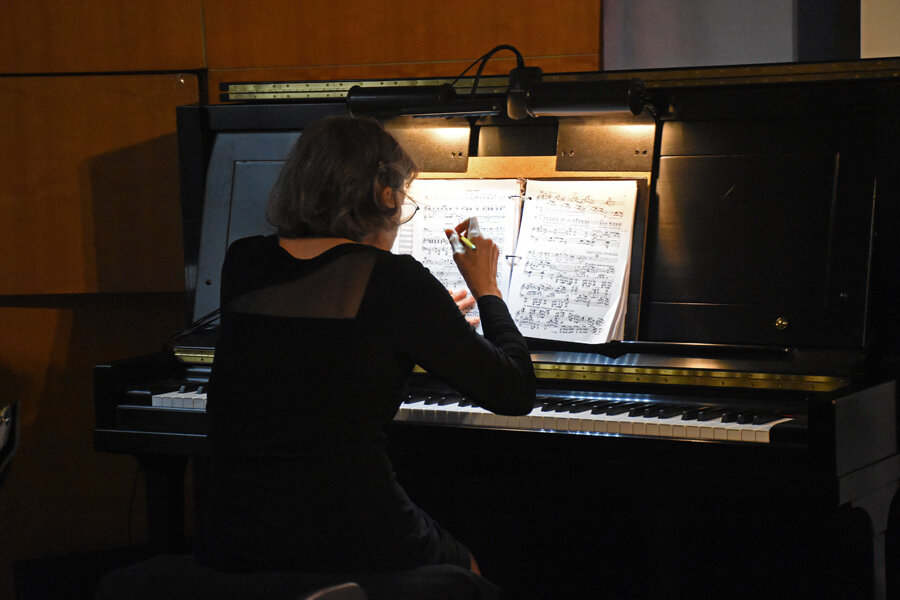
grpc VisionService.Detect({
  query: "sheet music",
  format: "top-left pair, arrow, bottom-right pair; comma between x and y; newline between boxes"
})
393,179 -> 521,296
506,180 -> 638,344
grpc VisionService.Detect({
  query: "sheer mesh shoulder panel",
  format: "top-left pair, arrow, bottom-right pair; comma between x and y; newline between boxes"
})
225,251 -> 378,319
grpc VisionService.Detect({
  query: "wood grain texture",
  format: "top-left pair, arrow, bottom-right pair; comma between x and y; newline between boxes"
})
203,0 -> 601,69
0,0 -> 205,73
0,74 -> 198,294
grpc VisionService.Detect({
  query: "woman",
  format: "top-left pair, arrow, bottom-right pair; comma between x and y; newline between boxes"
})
197,116 -> 535,584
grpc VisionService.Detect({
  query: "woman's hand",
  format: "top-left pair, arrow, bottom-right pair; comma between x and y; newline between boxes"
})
448,288 -> 480,327
445,217 -> 503,299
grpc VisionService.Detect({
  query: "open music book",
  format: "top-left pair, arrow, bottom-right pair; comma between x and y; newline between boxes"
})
393,178 -> 638,345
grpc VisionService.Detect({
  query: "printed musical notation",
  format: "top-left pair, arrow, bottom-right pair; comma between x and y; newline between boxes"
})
507,180 -> 637,344
391,177 -> 637,344
391,179 -> 521,323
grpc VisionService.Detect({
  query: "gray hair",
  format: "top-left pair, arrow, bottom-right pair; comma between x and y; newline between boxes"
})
266,116 -> 418,240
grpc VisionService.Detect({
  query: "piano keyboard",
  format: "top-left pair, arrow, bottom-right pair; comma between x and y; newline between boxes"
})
149,388 -> 796,444
397,392 -> 794,444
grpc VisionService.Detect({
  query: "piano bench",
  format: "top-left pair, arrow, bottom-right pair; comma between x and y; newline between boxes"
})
93,554 -> 500,600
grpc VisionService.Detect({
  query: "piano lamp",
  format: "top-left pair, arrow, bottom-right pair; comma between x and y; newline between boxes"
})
347,84 -> 505,119
346,45 -> 651,120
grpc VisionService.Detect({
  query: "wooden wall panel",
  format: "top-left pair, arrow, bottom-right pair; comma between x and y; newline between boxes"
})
204,0 -> 602,101
0,0 -> 205,73
0,74 -> 198,295
204,0 -> 600,69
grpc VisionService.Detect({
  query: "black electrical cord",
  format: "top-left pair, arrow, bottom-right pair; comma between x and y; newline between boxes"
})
449,45 -> 525,95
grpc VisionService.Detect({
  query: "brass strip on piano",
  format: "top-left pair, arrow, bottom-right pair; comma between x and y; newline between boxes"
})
409,362 -> 848,392
173,347 -> 215,364
531,361 -> 848,392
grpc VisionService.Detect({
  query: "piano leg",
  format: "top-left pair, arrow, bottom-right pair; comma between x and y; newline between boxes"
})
851,480 -> 900,600
137,455 -> 187,553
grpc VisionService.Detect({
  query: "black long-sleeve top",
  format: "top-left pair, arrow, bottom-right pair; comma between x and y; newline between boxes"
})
198,235 -> 534,573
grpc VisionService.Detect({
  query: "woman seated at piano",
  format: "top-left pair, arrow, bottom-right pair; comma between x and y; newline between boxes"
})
197,116 -> 535,592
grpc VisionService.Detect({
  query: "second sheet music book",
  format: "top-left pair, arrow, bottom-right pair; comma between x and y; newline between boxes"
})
393,178 -> 639,346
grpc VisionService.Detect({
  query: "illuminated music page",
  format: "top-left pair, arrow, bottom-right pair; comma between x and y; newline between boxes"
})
393,179 -> 522,295
506,180 -> 638,344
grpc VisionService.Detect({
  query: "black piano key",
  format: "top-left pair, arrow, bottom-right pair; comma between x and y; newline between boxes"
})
437,395 -> 461,406
590,401 -> 615,414
566,404 -> 593,414
423,396 -> 441,405
695,408 -> 727,422
555,399 -> 593,412
720,410 -> 740,423
642,406 -> 665,418
752,413 -> 782,425
607,402 -> 638,416
736,411 -> 758,424
681,407 -> 701,420
657,405 -> 690,419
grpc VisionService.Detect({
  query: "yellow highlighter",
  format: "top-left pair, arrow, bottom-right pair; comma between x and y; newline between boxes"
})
459,235 -> 477,250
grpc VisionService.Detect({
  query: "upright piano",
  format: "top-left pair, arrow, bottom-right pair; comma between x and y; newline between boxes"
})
95,62 -> 900,599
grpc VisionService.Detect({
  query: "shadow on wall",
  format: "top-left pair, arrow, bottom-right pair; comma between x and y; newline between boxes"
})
0,293 -> 187,599
82,134 -> 186,294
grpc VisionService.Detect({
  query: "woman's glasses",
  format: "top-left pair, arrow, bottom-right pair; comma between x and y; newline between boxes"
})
399,195 -> 419,224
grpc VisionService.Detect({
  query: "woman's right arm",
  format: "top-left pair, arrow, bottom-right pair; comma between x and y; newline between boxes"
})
384,221 -> 535,416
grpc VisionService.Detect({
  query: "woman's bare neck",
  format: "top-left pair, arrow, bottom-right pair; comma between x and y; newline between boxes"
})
278,237 -> 359,260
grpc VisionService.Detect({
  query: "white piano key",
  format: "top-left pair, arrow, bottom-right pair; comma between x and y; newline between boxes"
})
751,417 -> 792,443
631,419 -> 646,436
576,411 -> 608,434
645,415 -> 679,437
683,422 -> 702,440
700,421 -> 719,440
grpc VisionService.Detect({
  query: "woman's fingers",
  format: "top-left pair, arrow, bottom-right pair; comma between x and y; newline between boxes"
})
446,229 -> 466,254
448,288 -> 476,313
